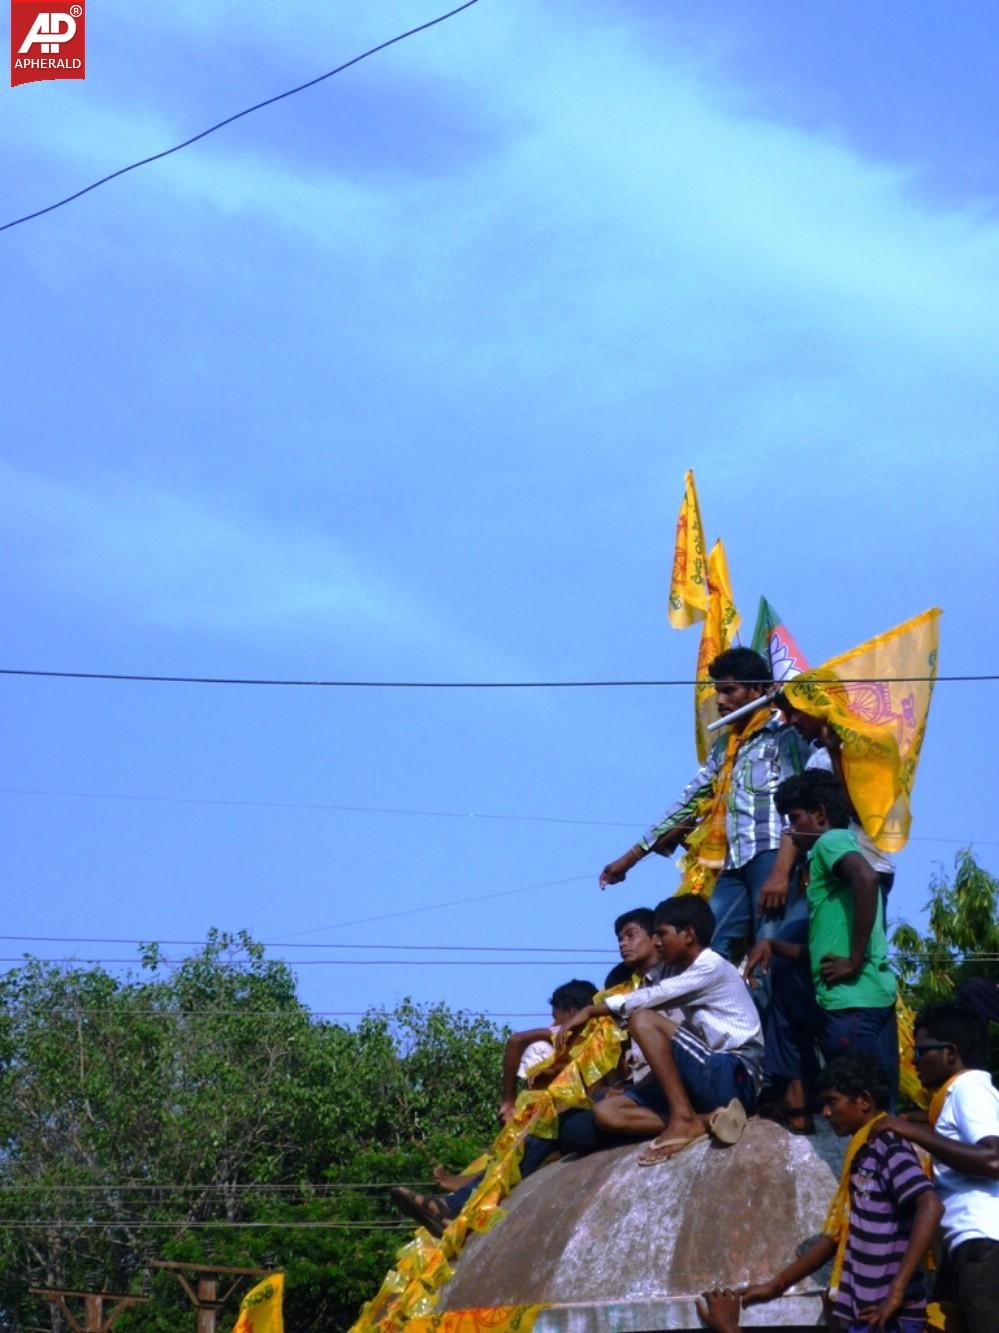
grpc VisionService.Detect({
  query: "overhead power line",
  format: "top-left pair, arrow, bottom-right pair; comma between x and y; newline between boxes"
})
0,1 -> 482,234
0,933 -> 614,954
4,788 -> 996,847
0,668 -> 991,687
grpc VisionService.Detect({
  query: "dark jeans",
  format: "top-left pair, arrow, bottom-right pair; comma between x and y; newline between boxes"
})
936,1237 -> 999,1333
622,1034 -> 757,1116
710,849 -> 807,960
443,1108 -> 599,1215
763,955 -> 899,1107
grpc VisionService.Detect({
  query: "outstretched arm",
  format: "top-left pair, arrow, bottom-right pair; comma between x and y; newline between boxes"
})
600,751 -> 720,887
872,1119 -> 999,1180
741,1233 -> 836,1305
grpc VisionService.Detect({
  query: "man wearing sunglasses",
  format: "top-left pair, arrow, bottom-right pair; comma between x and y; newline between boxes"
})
870,1001 -> 999,1333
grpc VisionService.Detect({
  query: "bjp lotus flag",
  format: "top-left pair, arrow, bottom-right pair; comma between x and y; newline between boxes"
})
667,470 -> 709,628
233,1273 -> 284,1333
694,540 -> 741,761
751,597 -> 809,683
782,608 -> 941,853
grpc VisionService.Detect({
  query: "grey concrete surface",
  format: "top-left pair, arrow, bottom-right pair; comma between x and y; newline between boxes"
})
435,1118 -> 840,1330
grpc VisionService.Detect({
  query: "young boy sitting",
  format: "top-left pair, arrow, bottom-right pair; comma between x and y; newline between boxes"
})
746,770 -> 899,1130
867,1002 -> 999,1333
741,1053 -> 942,1332
558,896 -> 763,1164
392,976 -> 600,1235
497,978 -> 599,1125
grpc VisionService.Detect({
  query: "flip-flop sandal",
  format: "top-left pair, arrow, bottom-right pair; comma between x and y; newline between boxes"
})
389,1186 -> 453,1238
706,1098 -> 748,1146
637,1131 -> 708,1166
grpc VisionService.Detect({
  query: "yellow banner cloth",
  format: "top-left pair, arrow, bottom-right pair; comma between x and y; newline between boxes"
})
406,1305 -> 550,1333
233,1273 -> 284,1333
897,997 -> 931,1111
350,989 -> 635,1333
667,469 -> 709,629
694,540 -> 741,762
823,1113 -> 887,1296
782,608 -> 941,852
675,704 -> 772,898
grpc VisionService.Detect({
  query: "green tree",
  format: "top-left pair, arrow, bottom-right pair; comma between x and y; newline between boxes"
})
0,934 -> 505,1333
892,849 -> 999,1007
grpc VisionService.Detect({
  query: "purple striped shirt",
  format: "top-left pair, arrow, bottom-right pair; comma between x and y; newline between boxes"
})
833,1131 -> 933,1324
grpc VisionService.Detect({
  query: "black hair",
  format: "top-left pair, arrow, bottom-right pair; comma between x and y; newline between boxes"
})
603,961 -> 634,989
614,908 -> 655,937
915,1001 -> 989,1071
819,1053 -> 892,1111
708,647 -> 772,687
775,770 -> 852,828
653,896 -> 715,947
549,979 -> 598,1013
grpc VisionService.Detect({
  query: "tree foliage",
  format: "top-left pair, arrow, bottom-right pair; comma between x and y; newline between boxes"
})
0,933 -> 505,1332
892,849 -> 999,1006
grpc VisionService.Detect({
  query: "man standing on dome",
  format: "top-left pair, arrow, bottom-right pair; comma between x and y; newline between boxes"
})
599,646 -> 811,959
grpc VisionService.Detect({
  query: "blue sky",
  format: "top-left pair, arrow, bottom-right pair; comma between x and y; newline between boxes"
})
3,0 -> 998,1024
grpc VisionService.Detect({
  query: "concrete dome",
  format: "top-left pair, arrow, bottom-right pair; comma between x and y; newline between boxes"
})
436,1119 -> 838,1330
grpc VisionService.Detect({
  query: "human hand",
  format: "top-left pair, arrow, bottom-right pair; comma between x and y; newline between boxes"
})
695,1287 -> 742,1332
743,939 -> 773,989
758,872 -> 789,917
497,1100 -> 516,1127
865,1114 -> 905,1141
740,1277 -> 782,1305
858,1284 -> 904,1328
819,953 -> 859,986
555,1009 -> 593,1049
599,854 -> 634,888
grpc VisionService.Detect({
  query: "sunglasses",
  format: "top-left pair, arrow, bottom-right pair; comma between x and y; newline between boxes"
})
913,1041 -> 955,1060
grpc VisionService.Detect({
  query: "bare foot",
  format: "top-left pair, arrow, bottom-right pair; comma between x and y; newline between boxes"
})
432,1165 -> 473,1191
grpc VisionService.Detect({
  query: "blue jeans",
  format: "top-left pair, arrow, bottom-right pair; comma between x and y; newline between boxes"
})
621,1028 -> 757,1116
763,955 -> 899,1108
709,849 -> 808,960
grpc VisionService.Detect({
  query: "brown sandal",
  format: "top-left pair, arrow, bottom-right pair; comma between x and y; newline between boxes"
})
389,1186 -> 454,1238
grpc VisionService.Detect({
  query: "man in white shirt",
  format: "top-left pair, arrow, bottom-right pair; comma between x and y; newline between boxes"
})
557,896 -> 763,1164
871,1001 -> 999,1333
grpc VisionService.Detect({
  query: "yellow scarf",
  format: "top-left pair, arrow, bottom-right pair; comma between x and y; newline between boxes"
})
823,1113 -> 886,1295
928,1073 -> 963,1129
678,705 -> 773,898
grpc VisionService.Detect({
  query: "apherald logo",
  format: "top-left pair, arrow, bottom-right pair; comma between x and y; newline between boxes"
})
11,0 -> 85,86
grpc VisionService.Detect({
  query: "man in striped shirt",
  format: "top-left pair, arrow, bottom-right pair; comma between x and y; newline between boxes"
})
742,1054 -> 942,1332
599,647 -> 812,959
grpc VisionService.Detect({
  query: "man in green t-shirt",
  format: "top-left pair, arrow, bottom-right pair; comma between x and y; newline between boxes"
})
745,770 -> 899,1128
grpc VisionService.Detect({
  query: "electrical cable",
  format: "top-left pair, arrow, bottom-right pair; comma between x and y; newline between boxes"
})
0,1 -> 482,234
0,667 -> 991,687
3,788 -> 996,847
0,933 -> 614,954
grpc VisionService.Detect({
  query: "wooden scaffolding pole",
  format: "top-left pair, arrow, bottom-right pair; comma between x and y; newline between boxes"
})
149,1259 -> 270,1333
31,1287 -> 149,1333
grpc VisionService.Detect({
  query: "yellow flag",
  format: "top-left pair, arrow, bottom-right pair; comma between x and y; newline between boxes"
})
667,470 -> 709,628
233,1273 -> 284,1333
694,540 -> 741,761
783,608 -> 941,852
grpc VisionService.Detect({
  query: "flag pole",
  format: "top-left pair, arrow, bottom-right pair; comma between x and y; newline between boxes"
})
705,692 -> 776,733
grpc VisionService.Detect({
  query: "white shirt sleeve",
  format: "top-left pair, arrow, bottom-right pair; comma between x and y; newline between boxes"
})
951,1075 -> 999,1145
604,951 -> 719,1022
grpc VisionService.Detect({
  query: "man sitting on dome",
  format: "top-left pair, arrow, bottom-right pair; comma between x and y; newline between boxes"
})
557,895 -> 763,1164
